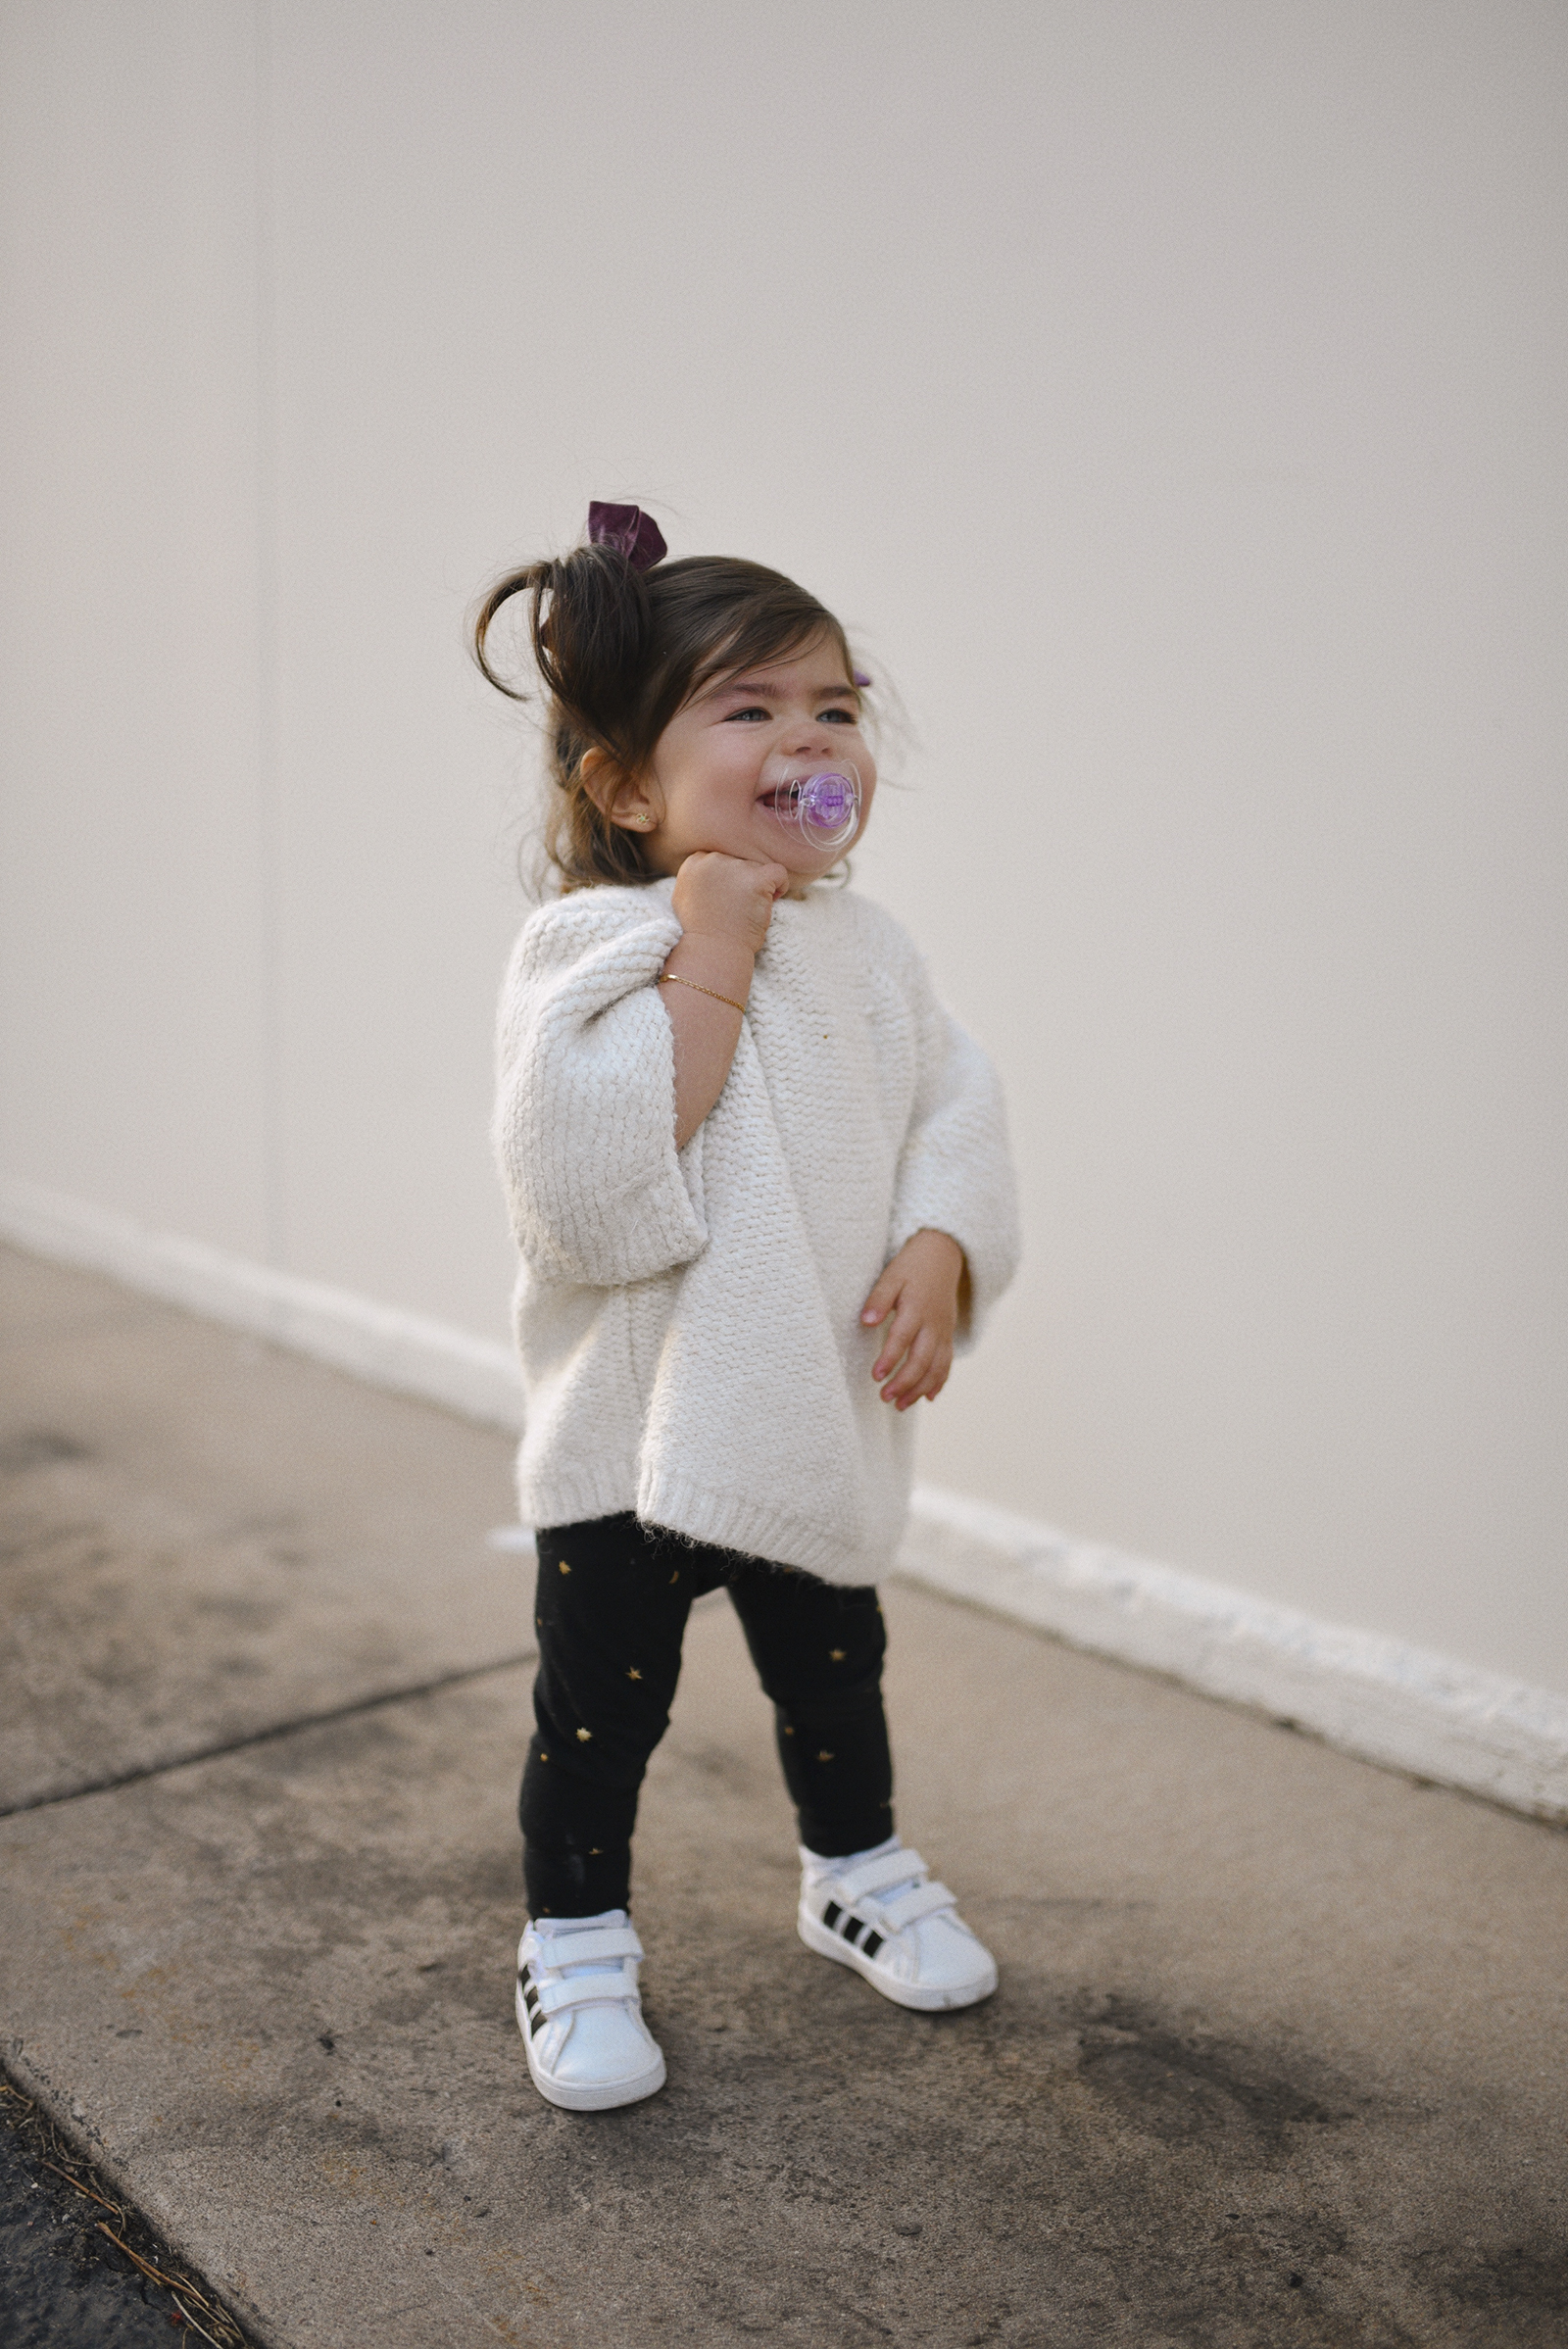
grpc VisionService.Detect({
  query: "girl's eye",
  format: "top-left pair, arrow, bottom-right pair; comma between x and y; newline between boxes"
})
725,706 -> 770,722
820,706 -> 857,723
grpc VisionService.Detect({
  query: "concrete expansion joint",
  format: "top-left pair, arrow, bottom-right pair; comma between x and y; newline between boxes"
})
0,1652 -> 535,1822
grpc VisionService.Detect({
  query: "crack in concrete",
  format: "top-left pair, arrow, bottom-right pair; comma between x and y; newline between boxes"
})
0,1652 -> 536,1819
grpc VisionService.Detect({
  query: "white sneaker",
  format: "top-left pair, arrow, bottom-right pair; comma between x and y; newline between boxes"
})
797,1840 -> 998,2011
515,1910 -> 666,2111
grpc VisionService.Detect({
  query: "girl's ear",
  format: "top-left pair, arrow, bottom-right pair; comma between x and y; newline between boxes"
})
582,747 -> 660,833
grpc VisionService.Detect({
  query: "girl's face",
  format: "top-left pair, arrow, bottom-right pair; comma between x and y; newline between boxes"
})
616,634 -> 876,882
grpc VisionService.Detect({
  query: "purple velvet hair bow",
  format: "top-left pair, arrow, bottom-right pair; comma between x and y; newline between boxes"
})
587,501 -> 667,571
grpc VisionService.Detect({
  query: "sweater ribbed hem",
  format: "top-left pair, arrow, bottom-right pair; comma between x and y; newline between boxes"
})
635,1467 -> 904,1590
515,1459 -> 906,1587
516,1458 -> 641,1535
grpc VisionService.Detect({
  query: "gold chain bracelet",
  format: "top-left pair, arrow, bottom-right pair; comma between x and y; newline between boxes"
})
657,972 -> 748,1017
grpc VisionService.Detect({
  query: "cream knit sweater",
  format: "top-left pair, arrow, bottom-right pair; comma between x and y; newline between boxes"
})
493,875 -> 1019,1587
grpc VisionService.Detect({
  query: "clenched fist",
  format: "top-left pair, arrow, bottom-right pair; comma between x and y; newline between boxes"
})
671,851 -> 790,958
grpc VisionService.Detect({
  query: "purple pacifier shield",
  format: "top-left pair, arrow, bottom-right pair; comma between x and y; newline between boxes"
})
801,772 -> 856,831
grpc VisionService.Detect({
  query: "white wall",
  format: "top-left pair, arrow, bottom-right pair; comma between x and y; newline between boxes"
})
0,2 -> 270,1252
3,1 -> 1564,1690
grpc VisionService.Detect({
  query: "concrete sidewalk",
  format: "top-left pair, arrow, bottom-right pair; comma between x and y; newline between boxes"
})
2,1244 -> 1565,2348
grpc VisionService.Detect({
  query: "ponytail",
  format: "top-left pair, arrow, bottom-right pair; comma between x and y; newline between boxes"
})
474,545 -> 651,763
472,544 -> 661,888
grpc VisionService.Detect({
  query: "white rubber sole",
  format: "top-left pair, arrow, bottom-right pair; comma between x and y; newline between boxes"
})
514,1977 -> 666,2111
797,1907 -> 998,2011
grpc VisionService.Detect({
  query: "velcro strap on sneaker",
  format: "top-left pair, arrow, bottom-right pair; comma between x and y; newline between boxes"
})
877,1880 -> 956,1931
834,1847 -> 930,1902
530,1926 -> 643,1968
530,1969 -> 636,2018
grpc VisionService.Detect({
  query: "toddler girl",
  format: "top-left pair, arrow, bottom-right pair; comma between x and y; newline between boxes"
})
477,503 -> 1019,2111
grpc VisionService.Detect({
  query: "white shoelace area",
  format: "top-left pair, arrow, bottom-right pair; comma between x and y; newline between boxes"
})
800,1834 -> 931,1911
528,1911 -> 637,1991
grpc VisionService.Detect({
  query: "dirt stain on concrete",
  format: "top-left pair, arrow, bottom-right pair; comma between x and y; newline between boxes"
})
0,1430 -> 94,1474
1071,1990 -> 1347,2148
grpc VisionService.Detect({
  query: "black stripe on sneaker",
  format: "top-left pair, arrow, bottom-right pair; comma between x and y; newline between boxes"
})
842,1916 -> 865,1945
823,1900 -> 843,1930
861,1931 -> 884,1958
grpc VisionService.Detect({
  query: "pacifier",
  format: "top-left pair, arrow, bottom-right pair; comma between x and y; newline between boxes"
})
764,760 -> 862,854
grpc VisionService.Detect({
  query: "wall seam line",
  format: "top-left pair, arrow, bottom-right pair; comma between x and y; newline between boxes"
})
254,0 -> 283,1271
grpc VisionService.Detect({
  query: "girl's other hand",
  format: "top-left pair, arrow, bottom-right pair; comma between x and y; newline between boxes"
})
672,851 -> 789,957
860,1229 -> 967,1409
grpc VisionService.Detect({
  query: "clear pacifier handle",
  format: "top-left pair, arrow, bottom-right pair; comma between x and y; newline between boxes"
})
781,762 -> 861,853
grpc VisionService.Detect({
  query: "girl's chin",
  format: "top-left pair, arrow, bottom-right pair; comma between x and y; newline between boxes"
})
741,829 -> 837,878
777,856 -> 841,887
757,817 -> 855,871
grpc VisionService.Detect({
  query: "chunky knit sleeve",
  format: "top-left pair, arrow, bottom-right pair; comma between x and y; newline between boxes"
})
878,920 -> 1020,1344
493,890 -> 708,1288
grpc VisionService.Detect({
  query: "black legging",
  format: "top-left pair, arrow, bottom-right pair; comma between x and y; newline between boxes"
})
519,1513 -> 895,1917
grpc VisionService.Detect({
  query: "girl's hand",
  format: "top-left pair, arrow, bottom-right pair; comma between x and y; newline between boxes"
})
671,850 -> 789,956
860,1229 -> 967,1409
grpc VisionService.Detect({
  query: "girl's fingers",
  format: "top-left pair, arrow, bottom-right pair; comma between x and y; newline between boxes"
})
860,1274 -> 903,1329
898,1345 -> 953,1410
867,1266 -> 957,1397
872,1306 -> 921,1382
881,1327 -> 937,1403
868,1334 -> 919,1381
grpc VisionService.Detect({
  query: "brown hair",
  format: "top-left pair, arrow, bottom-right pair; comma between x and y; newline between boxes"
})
471,537 -> 857,891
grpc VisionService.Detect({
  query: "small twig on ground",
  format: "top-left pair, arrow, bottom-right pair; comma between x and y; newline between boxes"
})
97,2222 -> 188,2293
40,2153 -> 125,2220
3,2071 -> 251,2346
172,2296 -> 229,2349
95,2225 -> 245,2341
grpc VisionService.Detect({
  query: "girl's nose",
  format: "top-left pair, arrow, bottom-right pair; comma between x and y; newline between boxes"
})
782,722 -> 834,758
